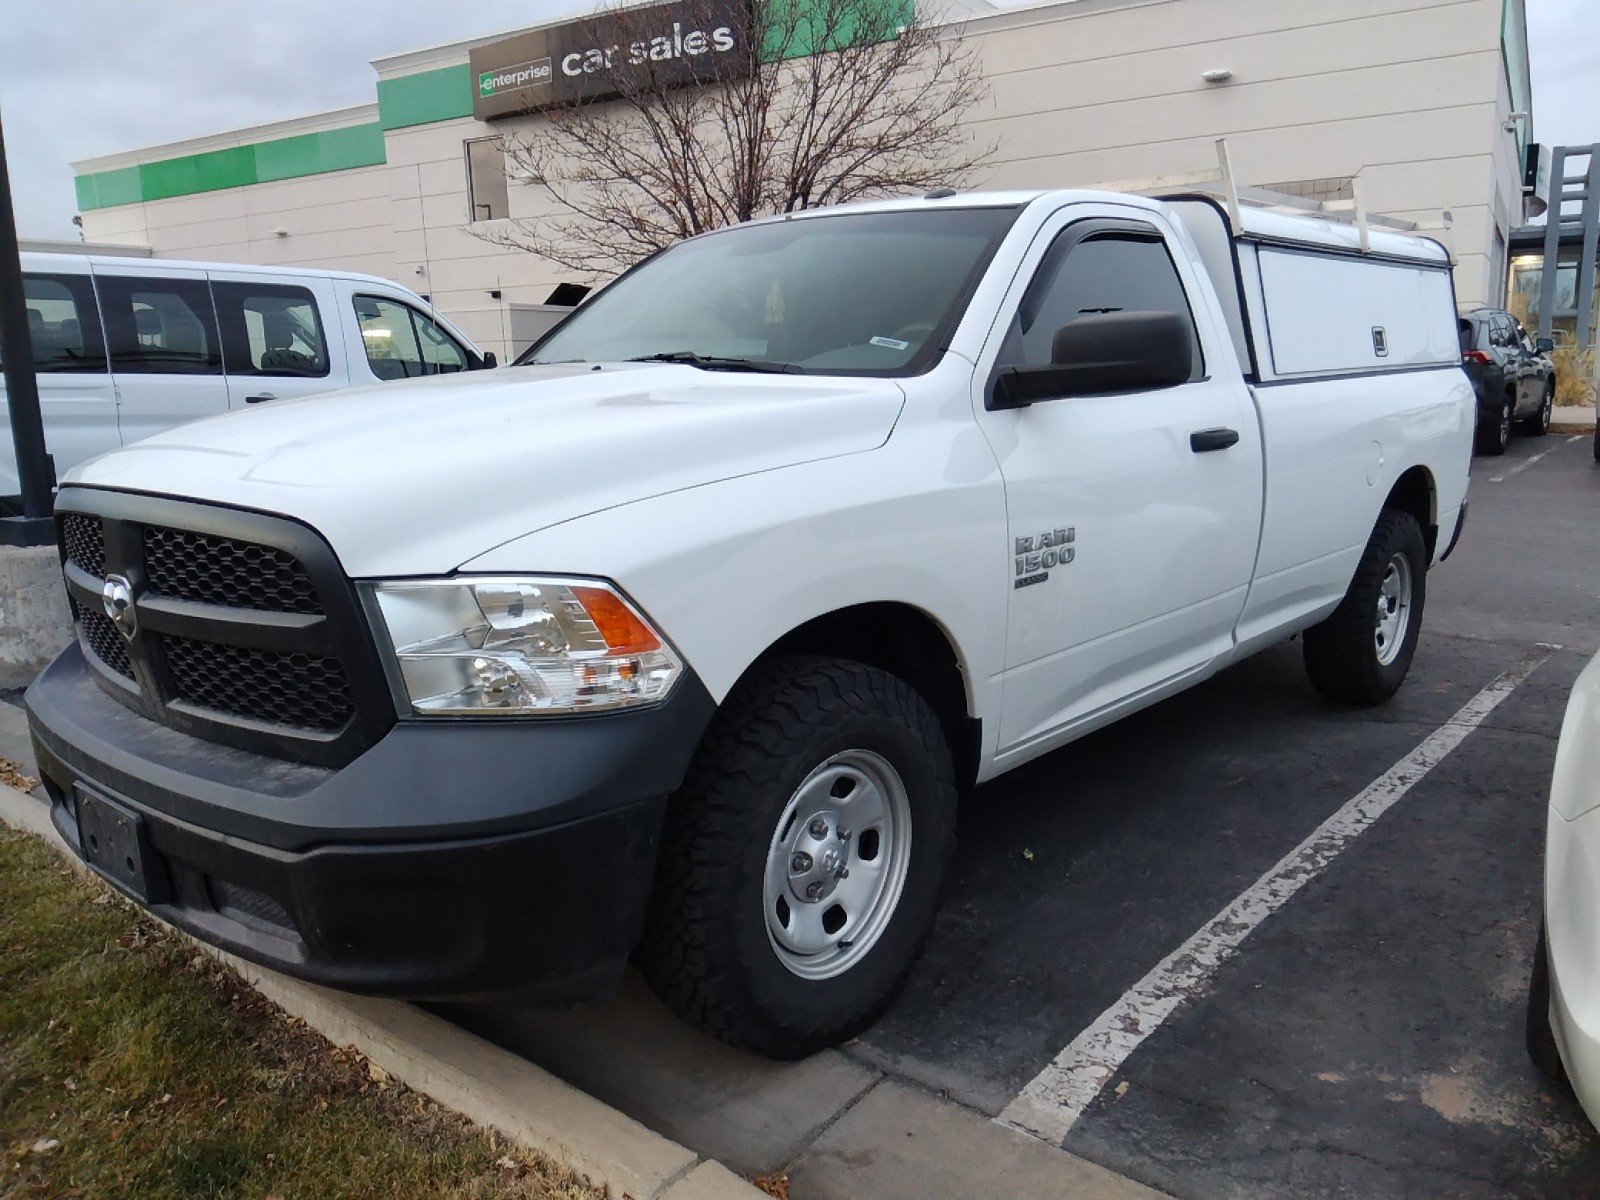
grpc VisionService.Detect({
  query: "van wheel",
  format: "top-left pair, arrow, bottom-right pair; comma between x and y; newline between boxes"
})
1527,919 -> 1569,1081
1476,393 -> 1514,456
640,655 -> 956,1059
1524,383 -> 1554,436
1303,510 -> 1426,705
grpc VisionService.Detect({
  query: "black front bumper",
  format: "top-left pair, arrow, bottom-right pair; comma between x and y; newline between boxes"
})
28,644 -> 715,1002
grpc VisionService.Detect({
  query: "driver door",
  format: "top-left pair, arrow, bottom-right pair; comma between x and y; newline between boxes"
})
970,206 -> 1264,758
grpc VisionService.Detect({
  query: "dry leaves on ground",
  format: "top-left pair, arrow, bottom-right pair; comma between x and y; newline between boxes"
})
0,757 -> 38,792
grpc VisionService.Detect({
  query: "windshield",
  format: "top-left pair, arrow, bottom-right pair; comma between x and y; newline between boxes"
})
521,206 -> 1020,376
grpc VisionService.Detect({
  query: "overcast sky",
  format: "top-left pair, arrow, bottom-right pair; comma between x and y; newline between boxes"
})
3,0 -> 1597,240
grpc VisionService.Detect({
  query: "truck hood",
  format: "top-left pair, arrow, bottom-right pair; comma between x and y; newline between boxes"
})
65,364 -> 905,576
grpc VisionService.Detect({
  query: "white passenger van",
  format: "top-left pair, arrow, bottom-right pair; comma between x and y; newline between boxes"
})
1,253 -> 492,504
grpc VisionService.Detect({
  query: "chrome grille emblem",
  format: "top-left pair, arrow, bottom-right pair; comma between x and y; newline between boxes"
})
102,574 -> 138,640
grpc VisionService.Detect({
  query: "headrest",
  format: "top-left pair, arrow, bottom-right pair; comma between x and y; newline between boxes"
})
134,307 -> 163,338
261,310 -> 294,351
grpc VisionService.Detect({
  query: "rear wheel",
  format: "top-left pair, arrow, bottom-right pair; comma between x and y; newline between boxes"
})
1524,383 -> 1554,436
640,655 -> 957,1058
1303,510 -> 1426,705
1476,391 -> 1514,456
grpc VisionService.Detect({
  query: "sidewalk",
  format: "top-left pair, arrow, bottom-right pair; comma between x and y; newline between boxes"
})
1551,405 -> 1596,434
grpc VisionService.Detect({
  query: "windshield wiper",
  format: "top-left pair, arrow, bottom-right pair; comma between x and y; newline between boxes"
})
628,351 -> 803,374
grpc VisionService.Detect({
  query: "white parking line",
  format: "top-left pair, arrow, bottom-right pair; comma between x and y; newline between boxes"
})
996,644 -> 1557,1145
1569,435 -> 1585,444
1489,447 -> 1557,483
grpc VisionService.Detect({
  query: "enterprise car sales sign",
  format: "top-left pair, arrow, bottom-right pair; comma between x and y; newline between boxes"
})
471,1 -> 752,120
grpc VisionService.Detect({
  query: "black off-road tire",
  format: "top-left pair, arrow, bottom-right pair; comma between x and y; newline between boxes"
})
1303,510 -> 1427,705
1524,382 -> 1554,436
1476,392 -> 1514,456
639,655 -> 957,1059
1527,919 -> 1569,1082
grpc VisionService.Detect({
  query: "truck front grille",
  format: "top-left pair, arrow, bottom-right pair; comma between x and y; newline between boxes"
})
77,606 -> 134,680
144,527 -> 322,615
164,638 -> 354,733
61,513 -> 105,577
54,491 -> 393,767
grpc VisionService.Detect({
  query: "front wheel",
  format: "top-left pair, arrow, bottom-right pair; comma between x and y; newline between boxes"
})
1303,510 -> 1427,705
640,655 -> 957,1058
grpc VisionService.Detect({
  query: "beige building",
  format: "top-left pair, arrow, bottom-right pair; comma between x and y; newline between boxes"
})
72,0 -> 1535,362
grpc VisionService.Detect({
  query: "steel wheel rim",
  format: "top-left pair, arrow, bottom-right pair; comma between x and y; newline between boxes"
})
1374,552 -> 1413,667
763,748 -> 912,981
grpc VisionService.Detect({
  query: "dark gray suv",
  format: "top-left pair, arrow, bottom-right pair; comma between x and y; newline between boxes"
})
1459,307 -> 1557,456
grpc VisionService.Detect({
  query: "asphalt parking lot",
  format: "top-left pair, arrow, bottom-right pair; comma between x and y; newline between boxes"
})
442,429 -> 1600,1199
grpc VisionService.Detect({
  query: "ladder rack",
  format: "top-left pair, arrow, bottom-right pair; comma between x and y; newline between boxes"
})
1099,140 -> 1457,264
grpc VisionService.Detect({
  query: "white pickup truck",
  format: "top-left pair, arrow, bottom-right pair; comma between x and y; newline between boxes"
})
26,189 -> 1472,1058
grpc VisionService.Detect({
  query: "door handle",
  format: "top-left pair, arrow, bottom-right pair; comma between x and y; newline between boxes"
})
244,393 -> 276,404
1190,427 -> 1240,453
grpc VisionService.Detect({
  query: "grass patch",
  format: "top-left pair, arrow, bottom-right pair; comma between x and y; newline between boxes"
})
0,826 -> 604,1200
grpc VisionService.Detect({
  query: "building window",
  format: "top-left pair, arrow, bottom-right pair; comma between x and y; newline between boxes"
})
466,137 -> 510,222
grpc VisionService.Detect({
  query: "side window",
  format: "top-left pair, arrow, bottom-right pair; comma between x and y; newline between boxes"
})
8,274 -> 106,373
97,275 -> 222,375
414,310 -> 469,375
355,296 -> 425,381
353,295 -> 470,381
1491,315 -> 1516,348
996,228 -> 1203,377
213,282 -> 329,378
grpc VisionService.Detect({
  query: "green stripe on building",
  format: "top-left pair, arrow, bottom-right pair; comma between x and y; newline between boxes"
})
74,121 -> 388,211
376,63 -> 475,130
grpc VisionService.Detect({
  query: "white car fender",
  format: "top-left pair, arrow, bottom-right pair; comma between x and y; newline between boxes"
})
460,387 -> 1010,765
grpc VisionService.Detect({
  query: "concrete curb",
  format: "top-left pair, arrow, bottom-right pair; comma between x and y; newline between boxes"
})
1550,409 -> 1596,435
0,781 -> 763,1200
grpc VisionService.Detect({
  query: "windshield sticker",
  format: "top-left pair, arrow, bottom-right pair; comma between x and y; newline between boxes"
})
870,336 -> 911,351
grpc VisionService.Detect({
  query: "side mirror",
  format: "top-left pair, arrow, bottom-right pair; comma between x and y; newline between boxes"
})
470,350 -> 499,370
1536,337 -> 1555,354
991,311 -> 1194,410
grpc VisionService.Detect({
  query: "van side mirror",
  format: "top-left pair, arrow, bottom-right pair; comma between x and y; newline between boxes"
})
991,311 -> 1194,410
471,350 -> 499,370
1536,337 -> 1555,354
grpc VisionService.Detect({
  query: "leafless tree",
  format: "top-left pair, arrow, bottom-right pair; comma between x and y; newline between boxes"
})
473,0 -> 993,277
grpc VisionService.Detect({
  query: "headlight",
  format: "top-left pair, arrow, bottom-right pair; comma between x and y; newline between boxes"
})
370,577 -> 682,716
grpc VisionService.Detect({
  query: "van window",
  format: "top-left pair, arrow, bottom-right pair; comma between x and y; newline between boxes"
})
5,274 -> 107,373
213,282 -> 329,378
998,231 -> 1203,377
353,296 -> 470,380
98,276 -> 223,375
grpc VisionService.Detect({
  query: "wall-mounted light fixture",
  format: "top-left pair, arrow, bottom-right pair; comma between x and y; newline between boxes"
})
1201,68 -> 1234,84
271,227 -> 289,237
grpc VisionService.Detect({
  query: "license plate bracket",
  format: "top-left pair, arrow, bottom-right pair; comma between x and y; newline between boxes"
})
75,786 -> 168,903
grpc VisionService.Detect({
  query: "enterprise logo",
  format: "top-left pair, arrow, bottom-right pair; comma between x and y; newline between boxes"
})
479,58 -> 554,98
